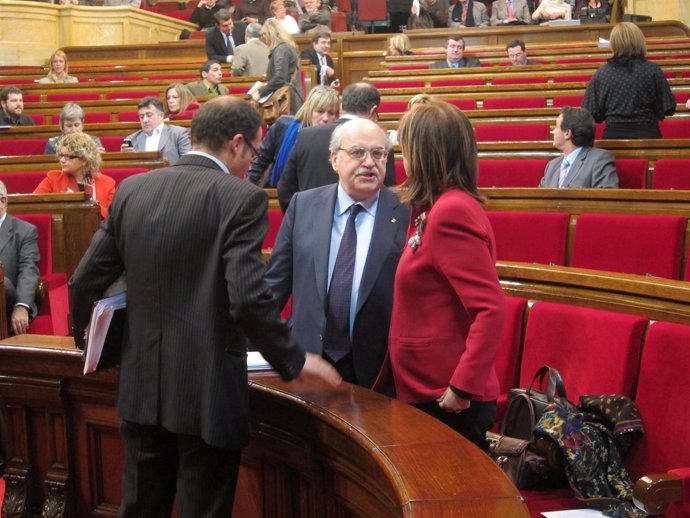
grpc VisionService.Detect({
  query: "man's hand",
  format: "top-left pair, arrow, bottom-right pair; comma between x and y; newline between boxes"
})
299,353 -> 342,386
436,387 -> 471,413
11,305 -> 29,335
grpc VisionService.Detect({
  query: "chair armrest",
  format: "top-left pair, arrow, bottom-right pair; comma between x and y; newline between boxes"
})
633,471 -> 687,515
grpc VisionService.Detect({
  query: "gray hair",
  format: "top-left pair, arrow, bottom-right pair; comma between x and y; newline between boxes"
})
0,180 -> 7,197
329,118 -> 392,153
59,102 -> 85,127
246,22 -> 263,39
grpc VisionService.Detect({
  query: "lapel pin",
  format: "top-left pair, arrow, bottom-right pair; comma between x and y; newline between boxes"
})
391,218 -> 396,223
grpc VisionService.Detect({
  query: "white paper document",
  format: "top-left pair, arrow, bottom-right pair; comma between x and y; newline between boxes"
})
247,351 -> 271,370
543,510 -> 608,518
83,292 -> 127,375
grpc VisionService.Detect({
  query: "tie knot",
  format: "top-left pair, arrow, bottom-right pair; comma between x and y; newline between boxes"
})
349,204 -> 363,221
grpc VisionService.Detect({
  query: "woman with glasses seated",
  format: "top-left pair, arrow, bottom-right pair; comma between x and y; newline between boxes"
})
246,85 -> 339,186
45,103 -> 103,155
34,133 -> 115,219
381,100 -> 506,452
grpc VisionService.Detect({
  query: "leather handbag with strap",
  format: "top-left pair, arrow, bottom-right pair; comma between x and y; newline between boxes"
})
501,365 -> 577,441
254,85 -> 291,124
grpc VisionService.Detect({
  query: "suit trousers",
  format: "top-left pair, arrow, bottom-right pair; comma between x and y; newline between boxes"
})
414,400 -> 497,452
118,420 -> 242,518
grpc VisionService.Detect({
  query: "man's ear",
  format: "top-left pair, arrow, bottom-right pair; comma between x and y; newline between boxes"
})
564,129 -> 573,141
330,150 -> 339,172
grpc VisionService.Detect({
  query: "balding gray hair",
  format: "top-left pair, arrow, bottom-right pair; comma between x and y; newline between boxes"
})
329,118 -> 392,153
246,22 -> 263,39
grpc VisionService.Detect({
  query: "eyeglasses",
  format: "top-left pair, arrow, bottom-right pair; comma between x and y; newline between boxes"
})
244,139 -> 259,158
57,154 -> 80,160
338,146 -> 388,161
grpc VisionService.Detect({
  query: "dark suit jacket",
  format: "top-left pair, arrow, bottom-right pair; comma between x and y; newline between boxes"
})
277,117 -> 397,212
0,214 -> 39,313
265,184 -> 410,388
205,25 -> 246,62
300,48 -> 336,85
0,111 -> 35,126
429,56 -> 481,69
69,154 -> 305,450
246,115 -> 294,185
539,146 -> 619,188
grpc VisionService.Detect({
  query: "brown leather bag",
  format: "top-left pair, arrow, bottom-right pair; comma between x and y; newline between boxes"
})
486,432 -> 554,489
255,85 -> 291,124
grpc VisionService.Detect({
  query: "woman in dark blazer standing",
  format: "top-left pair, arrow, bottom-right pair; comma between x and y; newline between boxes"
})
389,101 -> 506,451
253,18 -> 303,114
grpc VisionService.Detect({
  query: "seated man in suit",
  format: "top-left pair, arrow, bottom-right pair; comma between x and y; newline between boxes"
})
300,31 -> 338,86
187,60 -> 229,97
122,97 -> 191,165
506,40 -> 538,65
429,36 -> 480,69
448,0 -> 490,27
266,119 -> 410,388
0,180 -> 40,335
539,106 -> 618,188
205,8 -> 245,63
490,0 -> 533,25
231,22 -> 270,77
0,86 -> 35,127
277,82 -> 397,212
299,0 -> 331,33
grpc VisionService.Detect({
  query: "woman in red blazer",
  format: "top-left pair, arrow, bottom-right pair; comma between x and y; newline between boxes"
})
390,101 -> 506,450
35,132 -> 116,219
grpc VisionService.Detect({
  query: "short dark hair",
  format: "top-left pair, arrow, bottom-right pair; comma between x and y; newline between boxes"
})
341,83 -> 380,116
137,96 -> 165,113
311,31 -> 331,44
214,8 -> 233,23
506,40 -> 525,52
560,106 -> 596,147
199,59 -> 220,78
191,96 -> 262,153
445,36 -> 465,49
0,85 -> 22,103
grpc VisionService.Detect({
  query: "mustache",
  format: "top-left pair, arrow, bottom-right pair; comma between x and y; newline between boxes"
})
355,167 -> 380,178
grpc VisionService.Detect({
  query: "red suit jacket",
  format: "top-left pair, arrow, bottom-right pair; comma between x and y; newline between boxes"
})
34,169 -> 116,219
388,189 -> 505,405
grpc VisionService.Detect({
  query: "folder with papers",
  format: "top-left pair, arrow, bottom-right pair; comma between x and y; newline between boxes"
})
83,292 -> 127,375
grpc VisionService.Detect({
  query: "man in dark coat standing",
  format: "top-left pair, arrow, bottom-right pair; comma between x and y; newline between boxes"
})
69,97 -> 340,518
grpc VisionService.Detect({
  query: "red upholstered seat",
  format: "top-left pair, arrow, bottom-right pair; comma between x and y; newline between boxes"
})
15,214 -> 70,336
474,123 -> 550,142
492,77 -> 548,85
84,112 -> 112,124
430,78 -> 484,87
228,86 -> 248,94
331,10 -> 347,31
660,118 -> 690,138
0,78 -> 34,85
483,97 -> 546,110
378,101 -> 408,113
394,160 -> 407,185
444,98 -> 477,111
663,71 -> 674,79
595,122 -> 605,140
99,135 -> 125,152
118,111 -> 140,122
552,74 -> 593,83
674,91 -> 690,103
101,167 -> 149,186
615,158 -> 648,189
23,94 -> 41,103
263,207 -> 283,250
519,301 -> 646,402
478,159 -> 547,188
651,158 -> 690,190
27,114 -> 45,125
554,57 -> 606,64
0,139 -> 46,156
148,74 -> 197,81
552,95 -> 584,107
372,80 -> 425,89
487,211 -> 569,265
105,91 -> 158,100
571,213 -> 687,279
0,171 -> 46,193
46,92 -> 101,102
681,71 -> 690,79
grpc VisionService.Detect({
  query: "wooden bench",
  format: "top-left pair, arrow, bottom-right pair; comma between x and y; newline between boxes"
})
0,151 -> 167,172
0,335 -> 528,518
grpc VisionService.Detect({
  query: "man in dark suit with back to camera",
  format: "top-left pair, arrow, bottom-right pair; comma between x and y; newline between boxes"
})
429,36 -> 481,69
69,97 -> 340,518
277,82 -> 397,212
205,8 -> 245,63
0,180 -> 39,335
539,106 -> 619,188
266,119 -> 410,388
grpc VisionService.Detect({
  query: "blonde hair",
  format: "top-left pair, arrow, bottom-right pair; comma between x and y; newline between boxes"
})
397,101 -> 480,209
46,50 -> 71,83
407,93 -> 433,109
57,132 -> 102,180
270,0 -> 285,15
261,17 -> 296,51
294,86 -> 339,126
387,34 -> 412,56
610,22 -> 647,59
164,83 -> 197,115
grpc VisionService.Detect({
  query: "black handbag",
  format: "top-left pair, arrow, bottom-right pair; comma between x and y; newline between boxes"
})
501,365 -> 577,441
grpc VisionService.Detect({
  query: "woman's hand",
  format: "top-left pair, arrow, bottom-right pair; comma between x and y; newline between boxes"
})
437,387 -> 471,413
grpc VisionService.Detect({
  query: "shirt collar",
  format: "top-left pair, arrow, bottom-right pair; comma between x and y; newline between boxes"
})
147,122 -> 164,137
335,183 -> 379,217
564,146 -> 583,165
186,150 -> 230,174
